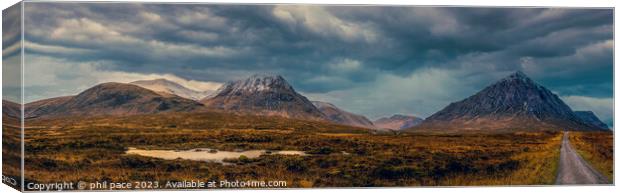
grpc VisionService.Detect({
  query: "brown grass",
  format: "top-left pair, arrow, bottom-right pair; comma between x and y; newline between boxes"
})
16,112 -> 570,189
2,115 -> 22,190
569,131 -> 614,182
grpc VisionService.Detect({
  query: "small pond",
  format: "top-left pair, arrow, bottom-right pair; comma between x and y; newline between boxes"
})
126,147 -> 306,163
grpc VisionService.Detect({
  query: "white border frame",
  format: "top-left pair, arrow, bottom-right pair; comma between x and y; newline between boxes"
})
0,1 -> 617,193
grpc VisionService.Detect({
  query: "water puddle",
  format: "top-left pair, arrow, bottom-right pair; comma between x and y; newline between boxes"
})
126,147 -> 306,163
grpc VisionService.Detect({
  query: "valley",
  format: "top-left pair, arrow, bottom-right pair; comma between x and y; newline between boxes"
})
4,71 -> 613,189
20,112 -> 575,188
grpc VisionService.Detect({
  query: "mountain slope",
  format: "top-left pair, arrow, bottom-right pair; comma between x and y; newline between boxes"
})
2,100 -> 21,118
574,111 -> 609,130
24,96 -> 73,118
131,79 -> 214,100
25,82 -> 205,118
201,74 -> 326,121
413,71 -> 605,132
374,114 -> 423,130
312,101 -> 374,128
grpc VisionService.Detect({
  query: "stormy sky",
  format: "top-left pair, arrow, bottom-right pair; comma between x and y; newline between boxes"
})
7,3 -> 613,126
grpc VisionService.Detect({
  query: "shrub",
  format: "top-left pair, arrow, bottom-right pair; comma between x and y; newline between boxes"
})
286,158 -> 308,173
373,166 -> 420,179
120,156 -> 157,168
308,147 -> 334,155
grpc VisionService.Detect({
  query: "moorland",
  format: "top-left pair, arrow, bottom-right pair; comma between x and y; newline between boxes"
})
17,111 -> 611,188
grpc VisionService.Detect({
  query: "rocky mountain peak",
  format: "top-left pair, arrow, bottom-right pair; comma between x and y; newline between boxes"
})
224,73 -> 293,94
202,74 -> 326,121
505,71 -> 529,80
494,71 -> 540,88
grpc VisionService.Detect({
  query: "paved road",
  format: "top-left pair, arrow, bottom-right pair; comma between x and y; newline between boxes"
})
555,132 -> 610,185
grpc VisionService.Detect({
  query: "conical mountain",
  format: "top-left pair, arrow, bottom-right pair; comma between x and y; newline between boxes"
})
201,74 -> 326,120
25,82 -> 205,118
413,71 -> 605,132
312,101 -> 374,128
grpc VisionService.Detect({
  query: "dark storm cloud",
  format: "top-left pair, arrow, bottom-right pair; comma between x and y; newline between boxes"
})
21,3 -> 613,125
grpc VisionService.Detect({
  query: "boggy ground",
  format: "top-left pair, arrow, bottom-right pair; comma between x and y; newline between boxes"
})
18,111 -> 583,189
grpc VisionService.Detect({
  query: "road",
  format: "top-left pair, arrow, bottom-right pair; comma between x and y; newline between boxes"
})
555,132 -> 610,184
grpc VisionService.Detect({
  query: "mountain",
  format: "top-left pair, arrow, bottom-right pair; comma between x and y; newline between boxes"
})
574,111 -> 609,130
131,79 -> 214,100
373,114 -> 423,130
413,71 -> 605,132
25,82 -> 205,118
2,100 -> 21,118
201,74 -> 326,121
312,101 -> 374,128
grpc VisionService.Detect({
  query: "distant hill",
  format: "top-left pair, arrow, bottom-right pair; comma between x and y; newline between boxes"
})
201,74 -> 327,121
312,101 -> 375,128
412,71 -> 606,132
25,82 -> 205,118
373,114 -> 423,130
131,79 -> 214,101
574,111 -> 609,130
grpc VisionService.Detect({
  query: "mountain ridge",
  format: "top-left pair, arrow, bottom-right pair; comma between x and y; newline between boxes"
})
312,101 -> 375,128
374,114 -> 423,130
24,82 -> 205,118
16,72 -> 609,133
131,78 -> 214,100
574,111 -> 609,130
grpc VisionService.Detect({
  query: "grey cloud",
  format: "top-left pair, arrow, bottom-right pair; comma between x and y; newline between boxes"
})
19,3 -> 613,124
